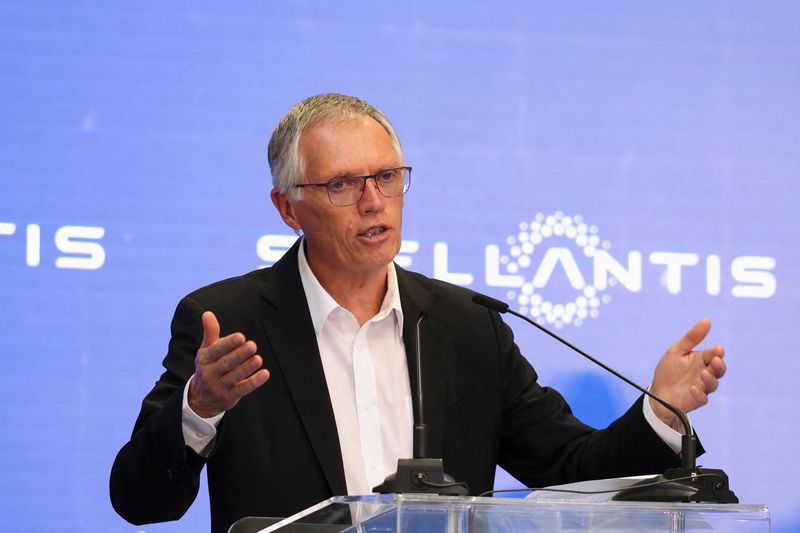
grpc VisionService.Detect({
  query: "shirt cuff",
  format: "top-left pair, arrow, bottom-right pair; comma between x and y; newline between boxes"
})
182,375 -> 225,456
642,392 -> 686,455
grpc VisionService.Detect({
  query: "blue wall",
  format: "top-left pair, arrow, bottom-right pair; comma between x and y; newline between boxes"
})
1,2 -> 797,530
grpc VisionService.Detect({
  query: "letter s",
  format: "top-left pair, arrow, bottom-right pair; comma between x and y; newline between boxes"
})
54,225 -> 106,270
731,256 -> 776,298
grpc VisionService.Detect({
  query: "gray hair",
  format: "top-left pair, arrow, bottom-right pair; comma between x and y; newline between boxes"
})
268,93 -> 404,200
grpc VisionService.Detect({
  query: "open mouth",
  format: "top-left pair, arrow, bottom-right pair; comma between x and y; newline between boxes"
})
360,226 -> 387,238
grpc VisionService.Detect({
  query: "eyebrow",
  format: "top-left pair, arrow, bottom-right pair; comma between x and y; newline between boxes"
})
328,166 -> 399,180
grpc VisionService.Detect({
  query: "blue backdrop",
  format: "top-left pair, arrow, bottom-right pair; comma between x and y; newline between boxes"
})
1,2 -> 797,531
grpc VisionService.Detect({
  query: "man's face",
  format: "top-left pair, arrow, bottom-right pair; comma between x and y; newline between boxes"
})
276,117 -> 404,281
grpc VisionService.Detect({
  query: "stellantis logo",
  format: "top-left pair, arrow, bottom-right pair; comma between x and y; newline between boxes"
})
256,211 -> 776,329
485,212 -> 776,328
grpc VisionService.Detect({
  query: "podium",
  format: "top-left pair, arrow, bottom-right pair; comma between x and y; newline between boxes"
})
229,493 -> 769,532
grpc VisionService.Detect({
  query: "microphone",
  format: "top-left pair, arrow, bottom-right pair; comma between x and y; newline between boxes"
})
372,311 -> 468,495
472,292 -> 738,503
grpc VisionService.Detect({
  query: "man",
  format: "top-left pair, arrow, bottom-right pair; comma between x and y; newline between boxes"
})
110,93 -> 726,532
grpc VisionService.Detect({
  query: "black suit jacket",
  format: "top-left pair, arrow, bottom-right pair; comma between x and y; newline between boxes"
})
110,240 -> 683,533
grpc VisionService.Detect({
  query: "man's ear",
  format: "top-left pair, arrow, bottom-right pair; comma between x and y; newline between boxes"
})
271,188 -> 302,232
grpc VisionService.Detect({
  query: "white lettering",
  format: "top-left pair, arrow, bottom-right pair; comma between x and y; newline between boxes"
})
532,247 -> 586,290
26,224 -> 41,267
54,225 -> 105,270
249,234 -> 778,302
706,254 -> 721,295
593,250 -> 642,292
731,256 -> 776,298
433,242 -> 473,286
395,240 -> 419,269
649,252 -> 699,294
256,234 -> 297,267
0,222 -> 16,236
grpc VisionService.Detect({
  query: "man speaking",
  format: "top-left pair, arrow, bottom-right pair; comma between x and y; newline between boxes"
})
110,93 -> 727,532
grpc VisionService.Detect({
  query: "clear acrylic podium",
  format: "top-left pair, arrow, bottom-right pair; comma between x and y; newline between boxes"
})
230,493 -> 770,532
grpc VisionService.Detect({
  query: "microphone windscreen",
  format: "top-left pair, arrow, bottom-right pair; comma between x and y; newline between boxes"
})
472,293 -> 509,313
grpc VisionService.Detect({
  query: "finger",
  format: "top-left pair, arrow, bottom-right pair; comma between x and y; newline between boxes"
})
689,386 -> 708,408
222,353 -> 264,386
700,368 -> 719,394
709,356 -> 727,378
231,368 -> 270,398
209,339 -> 257,373
199,332 -> 248,364
201,311 -> 221,348
699,345 -> 724,365
673,318 -> 712,353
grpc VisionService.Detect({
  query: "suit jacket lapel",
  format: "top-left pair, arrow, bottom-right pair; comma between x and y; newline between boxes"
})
396,267 -> 446,460
258,240 -> 347,495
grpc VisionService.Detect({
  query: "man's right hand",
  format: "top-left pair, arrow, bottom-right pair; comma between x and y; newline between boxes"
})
188,311 -> 270,418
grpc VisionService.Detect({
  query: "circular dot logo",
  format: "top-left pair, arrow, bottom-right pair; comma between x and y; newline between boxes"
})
500,212 -> 612,328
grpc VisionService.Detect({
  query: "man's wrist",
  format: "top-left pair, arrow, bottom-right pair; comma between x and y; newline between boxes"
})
187,379 -> 222,419
648,396 -> 683,432
182,376 -> 224,456
643,392 -> 685,455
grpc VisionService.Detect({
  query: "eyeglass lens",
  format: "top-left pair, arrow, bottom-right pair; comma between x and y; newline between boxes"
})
327,168 -> 410,206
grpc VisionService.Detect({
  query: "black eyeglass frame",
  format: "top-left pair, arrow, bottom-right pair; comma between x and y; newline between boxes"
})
293,166 -> 412,207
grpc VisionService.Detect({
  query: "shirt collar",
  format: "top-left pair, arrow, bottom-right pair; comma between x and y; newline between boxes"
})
297,240 -> 404,335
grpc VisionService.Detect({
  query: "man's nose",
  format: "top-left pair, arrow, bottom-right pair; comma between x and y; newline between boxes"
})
358,177 -> 385,212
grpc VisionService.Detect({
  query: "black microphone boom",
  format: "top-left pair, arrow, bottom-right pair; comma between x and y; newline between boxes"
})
471,292 -> 737,503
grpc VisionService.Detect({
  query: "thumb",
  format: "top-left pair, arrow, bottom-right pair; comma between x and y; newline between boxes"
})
201,311 -> 220,348
673,318 -> 712,353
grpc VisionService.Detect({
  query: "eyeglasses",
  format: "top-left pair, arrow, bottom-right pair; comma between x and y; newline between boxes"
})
294,166 -> 412,207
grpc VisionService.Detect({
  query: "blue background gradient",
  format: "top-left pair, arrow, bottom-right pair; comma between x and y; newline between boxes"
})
0,2 -> 797,530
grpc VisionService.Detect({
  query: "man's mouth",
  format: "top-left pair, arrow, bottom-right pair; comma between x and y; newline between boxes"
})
360,226 -> 387,238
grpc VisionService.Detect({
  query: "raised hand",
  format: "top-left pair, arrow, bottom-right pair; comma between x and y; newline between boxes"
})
649,318 -> 727,431
188,311 -> 270,418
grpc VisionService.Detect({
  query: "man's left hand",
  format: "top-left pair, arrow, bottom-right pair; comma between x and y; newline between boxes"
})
649,318 -> 727,431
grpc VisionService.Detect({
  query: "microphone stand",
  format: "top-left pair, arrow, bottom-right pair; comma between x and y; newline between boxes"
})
472,293 -> 737,503
373,312 -> 468,496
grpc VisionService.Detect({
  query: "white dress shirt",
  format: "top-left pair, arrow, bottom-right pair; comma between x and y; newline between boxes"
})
296,243 -> 413,494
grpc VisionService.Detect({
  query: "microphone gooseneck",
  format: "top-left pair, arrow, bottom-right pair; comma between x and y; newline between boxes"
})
414,311 -> 428,459
471,293 -> 694,464
372,310 -> 468,496
471,292 -> 737,503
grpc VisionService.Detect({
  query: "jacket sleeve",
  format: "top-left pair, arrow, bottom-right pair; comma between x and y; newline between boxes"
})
491,308 -> 688,487
109,296 -> 210,525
